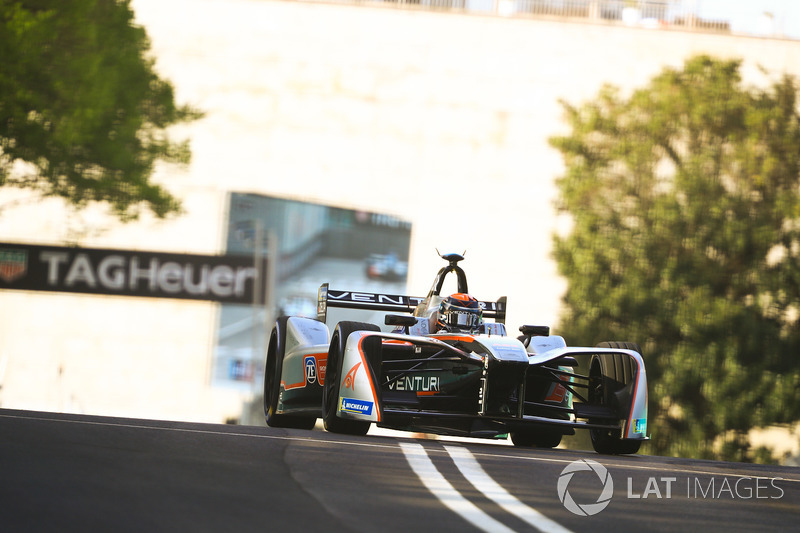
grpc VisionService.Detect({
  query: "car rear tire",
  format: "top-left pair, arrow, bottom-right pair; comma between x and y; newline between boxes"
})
589,341 -> 642,455
321,321 -> 380,436
263,316 -> 317,430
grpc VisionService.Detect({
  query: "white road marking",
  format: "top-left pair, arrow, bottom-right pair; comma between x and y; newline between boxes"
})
2,412 -> 798,484
445,445 -> 574,533
399,442 -> 516,533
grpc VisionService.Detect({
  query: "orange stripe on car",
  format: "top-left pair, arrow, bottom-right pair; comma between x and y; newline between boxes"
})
281,379 -> 306,391
357,334 -> 382,422
383,339 -> 413,346
433,334 -> 476,343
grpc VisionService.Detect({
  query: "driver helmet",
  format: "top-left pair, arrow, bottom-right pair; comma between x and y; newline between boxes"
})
437,293 -> 483,332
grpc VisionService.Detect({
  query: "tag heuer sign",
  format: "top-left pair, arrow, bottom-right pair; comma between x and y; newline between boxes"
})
0,242 -> 264,304
0,250 -> 27,283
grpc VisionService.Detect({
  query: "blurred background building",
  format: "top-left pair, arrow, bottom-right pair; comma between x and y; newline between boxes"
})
0,0 -> 798,453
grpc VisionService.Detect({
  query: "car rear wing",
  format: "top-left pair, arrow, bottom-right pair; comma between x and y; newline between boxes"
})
316,283 -> 506,324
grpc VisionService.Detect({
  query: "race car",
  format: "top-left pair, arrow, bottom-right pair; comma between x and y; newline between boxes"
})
263,252 -> 648,454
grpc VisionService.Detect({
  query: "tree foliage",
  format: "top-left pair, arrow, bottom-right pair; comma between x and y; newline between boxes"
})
0,0 -> 200,220
550,55 -> 800,462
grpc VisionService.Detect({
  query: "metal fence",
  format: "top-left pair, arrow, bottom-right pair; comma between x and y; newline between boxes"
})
307,0 -> 793,40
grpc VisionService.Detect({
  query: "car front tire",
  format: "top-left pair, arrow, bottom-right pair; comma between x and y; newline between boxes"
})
321,321 -> 379,436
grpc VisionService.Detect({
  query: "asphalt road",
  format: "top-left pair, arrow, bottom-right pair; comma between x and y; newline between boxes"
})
1,409 -> 798,532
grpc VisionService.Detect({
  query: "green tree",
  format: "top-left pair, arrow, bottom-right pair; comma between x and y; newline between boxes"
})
550,55 -> 800,462
0,0 -> 200,221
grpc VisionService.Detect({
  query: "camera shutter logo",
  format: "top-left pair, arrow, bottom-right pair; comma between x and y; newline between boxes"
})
557,459 -> 614,516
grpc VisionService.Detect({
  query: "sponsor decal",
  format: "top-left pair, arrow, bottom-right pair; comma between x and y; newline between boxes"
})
38,252 -> 256,299
304,356 -> 317,385
387,375 -> 440,393
324,290 -> 504,315
544,382 -> 567,403
0,250 -> 27,282
0,243 -> 259,303
327,290 -> 424,310
634,418 -> 647,435
339,397 -> 373,415
343,362 -> 360,390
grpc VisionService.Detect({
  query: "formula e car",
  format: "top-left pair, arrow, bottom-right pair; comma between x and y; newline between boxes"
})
263,253 -> 648,454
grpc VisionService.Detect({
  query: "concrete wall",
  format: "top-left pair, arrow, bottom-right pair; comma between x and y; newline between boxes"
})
1,0 -> 799,421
